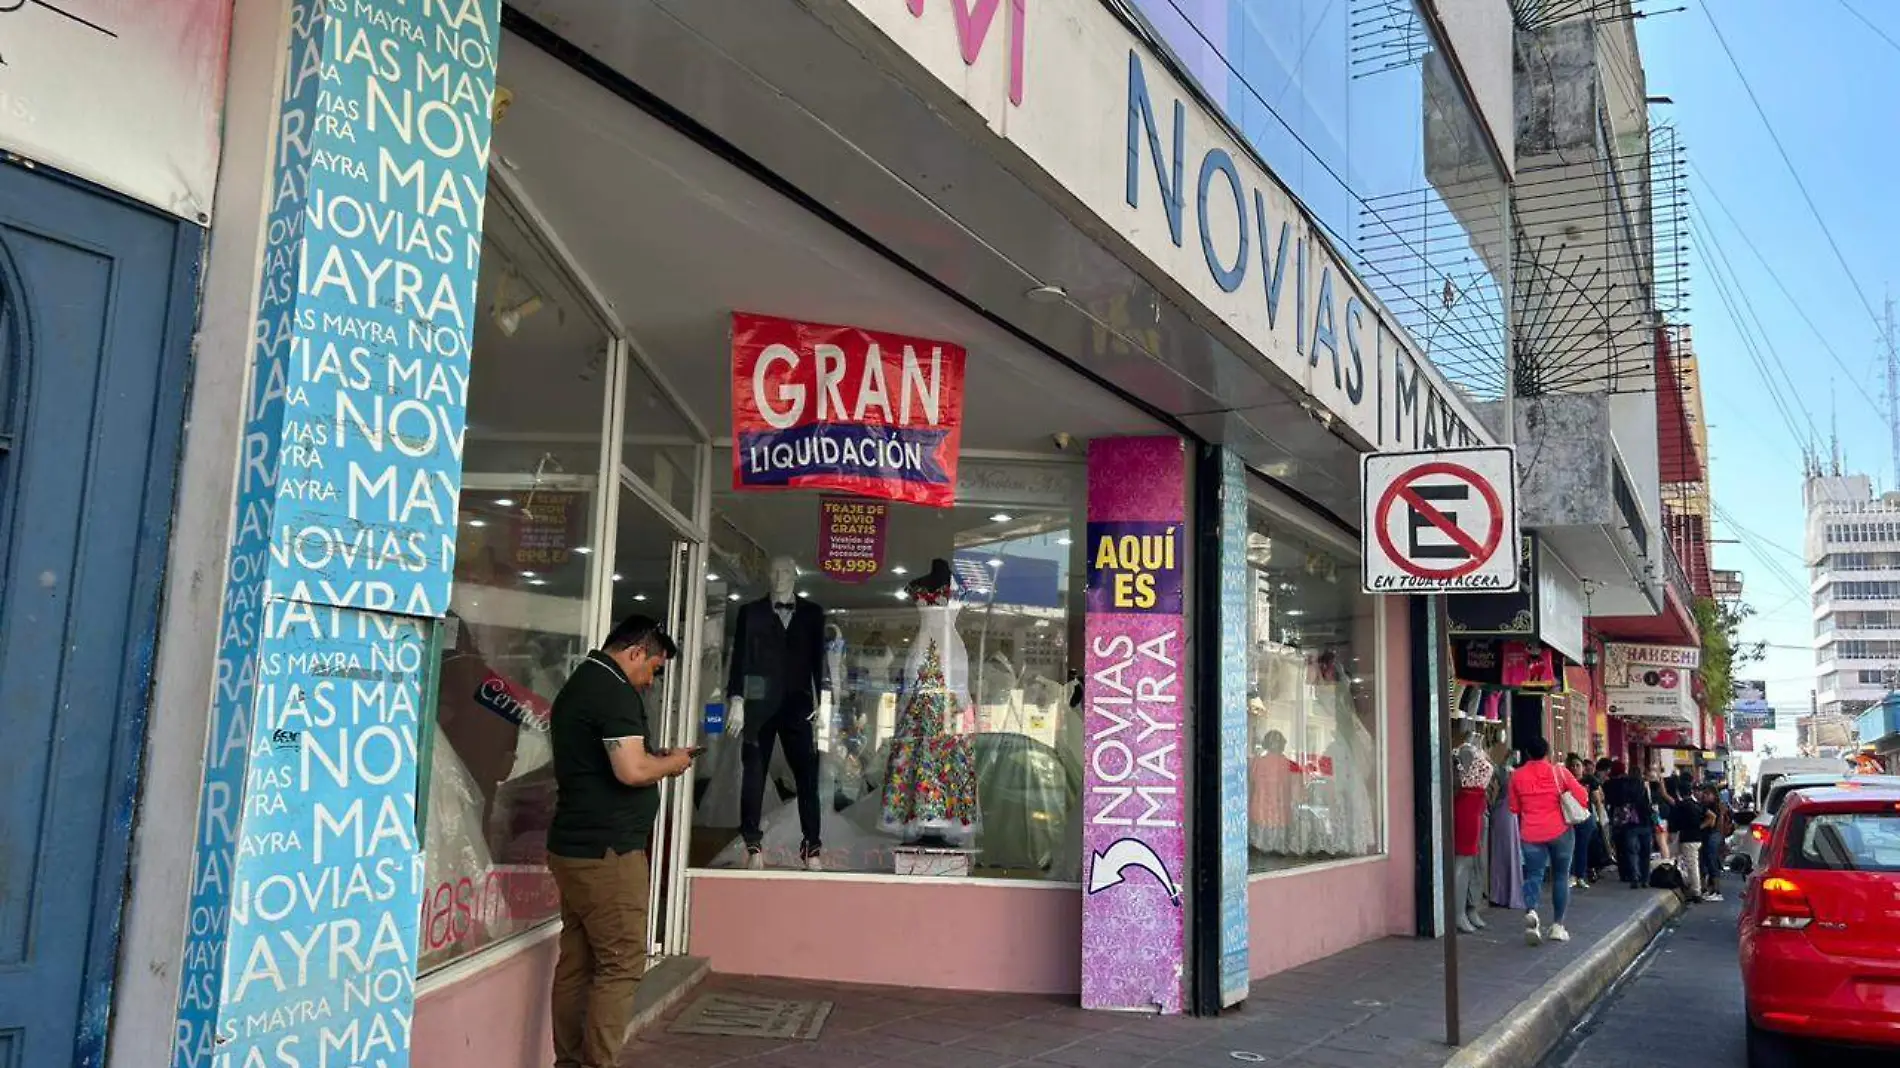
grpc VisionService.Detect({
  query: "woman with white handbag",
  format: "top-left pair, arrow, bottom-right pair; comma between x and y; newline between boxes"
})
1507,736 -> 1592,947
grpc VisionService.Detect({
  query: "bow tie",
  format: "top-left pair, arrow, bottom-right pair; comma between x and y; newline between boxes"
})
774,602 -> 796,611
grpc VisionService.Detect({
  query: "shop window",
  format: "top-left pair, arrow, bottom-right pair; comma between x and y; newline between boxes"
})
1243,499 -> 1383,874
686,457 -> 1087,881
419,194 -> 615,974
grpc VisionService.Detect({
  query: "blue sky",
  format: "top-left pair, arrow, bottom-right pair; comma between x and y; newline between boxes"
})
1639,0 -> 1900,737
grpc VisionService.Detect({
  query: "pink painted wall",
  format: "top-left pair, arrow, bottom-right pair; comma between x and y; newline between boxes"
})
689,876 -> 1082,994
413,939 -> 557,1068
1248,601 -> 1416,977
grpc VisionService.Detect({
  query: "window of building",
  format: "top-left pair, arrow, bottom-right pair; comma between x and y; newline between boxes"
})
1243,495 -> 1382,874
684,459 -> 1090,881
420,191 -> 617,974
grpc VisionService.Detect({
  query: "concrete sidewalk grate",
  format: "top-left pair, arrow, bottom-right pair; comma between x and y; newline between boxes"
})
665,993 -> 833,1040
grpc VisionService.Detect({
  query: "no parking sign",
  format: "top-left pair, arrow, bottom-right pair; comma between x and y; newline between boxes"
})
1361,447 -> 1520,594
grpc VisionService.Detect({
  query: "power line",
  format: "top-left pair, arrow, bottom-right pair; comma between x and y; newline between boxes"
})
1703,2 -> 1884,331
1690,209 -> 1818,455
1837,0 -> 1900,57
1688,164 -> 1886,424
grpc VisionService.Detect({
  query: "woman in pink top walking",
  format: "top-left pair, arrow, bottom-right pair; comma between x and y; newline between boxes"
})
1507,737 -> 1589,946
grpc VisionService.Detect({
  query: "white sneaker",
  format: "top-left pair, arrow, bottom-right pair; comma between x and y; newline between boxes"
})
1703,892 -> 1724,902
746,848 -> 765,871
1549,924 -> 1570,943
1467,910 -> 1488,930
804,854 -> 823,872
1525,910 -> 1542,946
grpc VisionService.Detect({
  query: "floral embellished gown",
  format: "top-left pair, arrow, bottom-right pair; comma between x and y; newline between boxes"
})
879,598 -> 980,842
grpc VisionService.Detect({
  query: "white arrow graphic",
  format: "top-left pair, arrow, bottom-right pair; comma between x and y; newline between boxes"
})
1086,837 -> 1182,906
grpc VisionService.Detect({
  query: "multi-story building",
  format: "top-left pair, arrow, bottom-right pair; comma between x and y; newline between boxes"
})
1807,472 -> 1900,718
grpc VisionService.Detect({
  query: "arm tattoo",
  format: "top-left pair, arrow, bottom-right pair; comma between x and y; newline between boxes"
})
603,738 -> 628,752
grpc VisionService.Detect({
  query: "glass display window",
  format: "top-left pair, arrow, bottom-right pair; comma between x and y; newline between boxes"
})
1243,492 -> 1384,874
420,191 -> 618,974
684,458 -> 1088,881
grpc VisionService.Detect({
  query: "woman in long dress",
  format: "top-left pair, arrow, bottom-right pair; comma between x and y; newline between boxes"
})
1487,742 -> 1525,909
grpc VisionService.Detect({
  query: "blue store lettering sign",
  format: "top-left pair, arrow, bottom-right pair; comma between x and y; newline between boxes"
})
836,0 -> 1493,455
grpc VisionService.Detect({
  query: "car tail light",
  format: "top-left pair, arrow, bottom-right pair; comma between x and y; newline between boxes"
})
1759,876 -> 1813,930
1748,824 -> 1769,843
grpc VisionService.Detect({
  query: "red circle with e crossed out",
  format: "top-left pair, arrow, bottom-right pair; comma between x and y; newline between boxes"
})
1374,462 -> 1506,580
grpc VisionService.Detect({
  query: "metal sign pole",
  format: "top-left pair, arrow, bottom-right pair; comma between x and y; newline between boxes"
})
1435,593 -> 1461,1047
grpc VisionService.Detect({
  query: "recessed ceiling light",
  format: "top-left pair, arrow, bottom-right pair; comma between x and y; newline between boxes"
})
634,593 -> 647,602
467,518 -> 487,528
796,590 -> 808,598
528,579 -> 548,587
892,565 -> 909,575
611,573 -> 623,582
495,498 -> 516,507
894,590 -> 909,600
1057,536 -> 1073,546
707,572 -> 721,582
1286,609 -> 1305,617
520,570 -> 537,578
727,592 -> 742,601
990,513 -> 1012,522
986,557 -> 1004,568
573,546 -> 592,555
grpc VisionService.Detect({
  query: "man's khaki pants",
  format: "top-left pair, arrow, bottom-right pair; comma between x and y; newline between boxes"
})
549,848 -> 651,1068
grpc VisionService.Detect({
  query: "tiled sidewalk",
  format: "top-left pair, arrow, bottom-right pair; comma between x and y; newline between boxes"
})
621,886 -> 1680,1068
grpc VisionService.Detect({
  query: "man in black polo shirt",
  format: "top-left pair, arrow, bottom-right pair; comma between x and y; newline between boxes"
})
547,614 -> 693,1068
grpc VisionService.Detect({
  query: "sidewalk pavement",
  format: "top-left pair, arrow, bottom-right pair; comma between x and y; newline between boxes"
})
619,884 -> 1687,1068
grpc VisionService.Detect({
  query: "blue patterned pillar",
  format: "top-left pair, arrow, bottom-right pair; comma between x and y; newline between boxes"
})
172,2 -> 501,1065
1215,448 -> 1250,1004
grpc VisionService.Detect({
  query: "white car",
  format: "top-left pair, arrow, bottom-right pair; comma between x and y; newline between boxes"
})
1730,772 -> 1900,873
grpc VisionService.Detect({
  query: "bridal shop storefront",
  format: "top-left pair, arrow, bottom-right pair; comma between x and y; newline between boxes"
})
403,20 -> 1422,1057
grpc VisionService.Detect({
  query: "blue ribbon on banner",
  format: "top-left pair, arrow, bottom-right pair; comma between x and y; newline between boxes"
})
737,424 -> 953,486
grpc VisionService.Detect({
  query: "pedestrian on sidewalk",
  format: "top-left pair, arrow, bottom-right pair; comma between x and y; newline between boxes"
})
1647,773 -> 1673,862
1565,754 -> 1600,890
1603,761 -> 1655,888
1590,757 -> 1617,878
1509,737 -> 1590,946
546,615 -> 695,1068
1665,785 -> 1707,902
1698,785 -> 1727,901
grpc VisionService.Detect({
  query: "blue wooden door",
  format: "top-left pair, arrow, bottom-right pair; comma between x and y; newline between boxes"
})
0,163 -> 200,1067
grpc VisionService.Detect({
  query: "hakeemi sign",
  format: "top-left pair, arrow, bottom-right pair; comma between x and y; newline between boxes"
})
1361,447 -> 1520,594
732,313 -> 966,507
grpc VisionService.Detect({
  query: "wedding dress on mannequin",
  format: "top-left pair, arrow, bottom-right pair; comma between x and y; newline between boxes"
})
1318,680 -> 1377,855
879,559 -> 980,844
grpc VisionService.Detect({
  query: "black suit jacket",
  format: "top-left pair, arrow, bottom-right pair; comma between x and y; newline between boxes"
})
726,597 -> 827,733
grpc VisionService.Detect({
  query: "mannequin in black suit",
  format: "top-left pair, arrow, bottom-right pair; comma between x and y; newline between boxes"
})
727,556 -> 828,870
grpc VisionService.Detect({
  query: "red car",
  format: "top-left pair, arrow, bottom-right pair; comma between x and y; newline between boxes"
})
1739,785 -> 1900,1065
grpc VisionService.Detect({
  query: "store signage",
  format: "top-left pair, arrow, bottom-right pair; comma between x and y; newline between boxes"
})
818,495 -> 890,583
731,313 -> 967,508
1081,436 -> 1188,1014
510,491 -> 583,570
1536,549 -> 1587,664
173,1 -> 501,1066
1361,447 -> 1520,593
836,0 -> 1494,453
1730,699 -> 1775,732
0,0 -> 232,220
1604,642 -> 1701,689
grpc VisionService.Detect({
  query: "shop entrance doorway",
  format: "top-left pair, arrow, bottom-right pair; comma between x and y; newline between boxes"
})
600,457 -> 712,962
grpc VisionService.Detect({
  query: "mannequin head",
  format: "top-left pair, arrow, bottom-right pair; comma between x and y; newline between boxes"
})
769,555 -> 798,603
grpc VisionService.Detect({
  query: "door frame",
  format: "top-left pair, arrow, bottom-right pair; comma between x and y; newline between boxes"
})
0,159 -> 205,1065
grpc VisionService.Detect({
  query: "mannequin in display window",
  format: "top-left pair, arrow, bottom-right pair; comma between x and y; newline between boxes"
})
880,558 -> 981,846
726,556 -> 828,870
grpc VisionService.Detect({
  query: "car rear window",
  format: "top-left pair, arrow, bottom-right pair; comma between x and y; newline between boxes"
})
1783,811 -> 1900,872
1766,782 -> 1836,815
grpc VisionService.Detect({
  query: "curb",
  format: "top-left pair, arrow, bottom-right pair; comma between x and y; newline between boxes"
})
1444,890 -> 1685,1068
